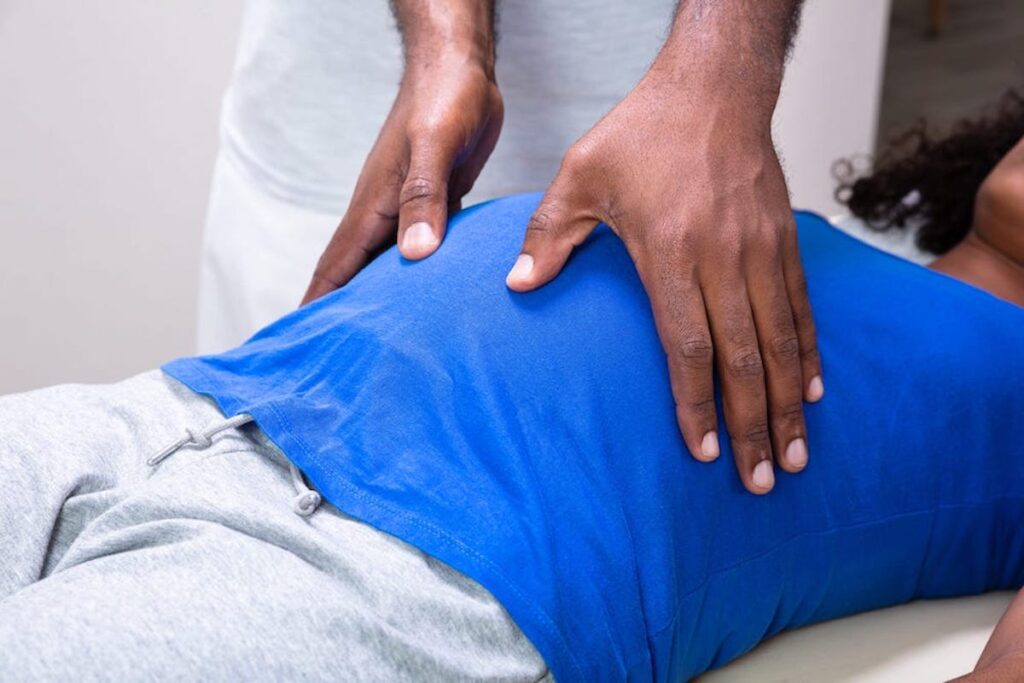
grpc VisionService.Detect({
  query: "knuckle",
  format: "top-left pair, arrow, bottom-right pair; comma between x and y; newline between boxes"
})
686,396 -> 717,420
660,240 -> 707,283
743,422 -> 771,447
791,301 -> 815,328
725,348 -> 765,380
562,139 -> 599,176
774,401 -> 804,426
800,344 -> 820,364
768,334 -> 800,362
399,175 -> 439,207
677,335 -> 714,368
653,223 -> 699,261
526,210 -> 557,238
744,219 -> 782,253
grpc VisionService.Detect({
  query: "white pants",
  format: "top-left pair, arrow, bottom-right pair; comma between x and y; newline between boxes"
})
196,155 -> 341,354
0,370 -> 551,681
195,2 -> 675,353
195,1 -> 894,354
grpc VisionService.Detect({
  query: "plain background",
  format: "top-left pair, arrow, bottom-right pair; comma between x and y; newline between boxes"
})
0,0 -> 889,394
0,1 -> 243,393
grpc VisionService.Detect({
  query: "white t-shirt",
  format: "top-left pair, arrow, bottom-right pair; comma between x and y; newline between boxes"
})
199,0 -> 674,353
220,0 -> 674,214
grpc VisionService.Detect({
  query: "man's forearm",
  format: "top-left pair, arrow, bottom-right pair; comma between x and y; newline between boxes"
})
389,0 -> 497,78
655,0 -> 805,122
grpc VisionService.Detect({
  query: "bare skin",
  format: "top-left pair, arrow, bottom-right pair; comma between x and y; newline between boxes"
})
506,0 -> 821,495
956,591 -> 1024,682
296,3 -> 1024,675
932,136 -> 1024,308
301,1 -> 502,295
303,0 -> 821,495
931,137 -> 1024,682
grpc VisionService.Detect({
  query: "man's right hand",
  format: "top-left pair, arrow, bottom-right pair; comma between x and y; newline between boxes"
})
302,1 -> 502,304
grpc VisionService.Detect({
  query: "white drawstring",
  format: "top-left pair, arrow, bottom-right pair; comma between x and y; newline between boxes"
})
290,465 -> 322,517
147,414 -> 255,466
147,413 -> 322,517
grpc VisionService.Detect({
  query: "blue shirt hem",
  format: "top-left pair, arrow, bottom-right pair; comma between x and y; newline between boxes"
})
161,359 -> 594,683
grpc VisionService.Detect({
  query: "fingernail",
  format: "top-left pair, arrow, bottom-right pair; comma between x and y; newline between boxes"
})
785,437 -> 808,470
752,460 -> 775,491
402,222 -> 438,257
506,254 -> 534,285
701,431 -> 720,461
806,375 -> 825,402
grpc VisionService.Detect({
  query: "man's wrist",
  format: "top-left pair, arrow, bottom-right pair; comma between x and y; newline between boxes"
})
645,47 -> 781,128
393,0 -> 496,80
645,0 -> 803,126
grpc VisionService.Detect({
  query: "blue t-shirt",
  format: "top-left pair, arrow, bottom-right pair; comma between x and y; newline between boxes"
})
165,193 -> 1024,682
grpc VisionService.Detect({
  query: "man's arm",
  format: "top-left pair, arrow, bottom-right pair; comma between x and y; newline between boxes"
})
507,0 -> 822,494
665,0 -> 802,102
389,0 -> 496,75
303,0 -> 502,303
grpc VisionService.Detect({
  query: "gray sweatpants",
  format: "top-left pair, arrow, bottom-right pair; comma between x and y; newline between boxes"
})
0,370 -> 551,682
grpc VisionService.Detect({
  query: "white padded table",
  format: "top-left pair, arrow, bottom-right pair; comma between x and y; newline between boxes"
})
700,593 -> 1012,681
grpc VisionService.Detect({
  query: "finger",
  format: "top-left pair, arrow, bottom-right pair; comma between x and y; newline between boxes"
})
447,164 -> 479,211
782,227 -> 824,402
748,263 -> 808,475
300,203 -> 395,305
396,140 -> 457,261
301,113 -> 408,304
448,168 -> 473,207
448,93 -> 503,205
634,254 -> 719,463
706,283 -> 774,494
506,169 -> 598,292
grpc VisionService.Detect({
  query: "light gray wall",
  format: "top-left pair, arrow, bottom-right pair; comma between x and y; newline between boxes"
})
775,0 -> 891,217
0,0 -> 889,395
0,1 -> 243,393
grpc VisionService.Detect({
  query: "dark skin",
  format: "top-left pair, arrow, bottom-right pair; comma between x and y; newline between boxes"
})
300,22 -> 1023,672
302,0 -> 822,495
931,136 -> 1024,681
931,136 -> 1024,308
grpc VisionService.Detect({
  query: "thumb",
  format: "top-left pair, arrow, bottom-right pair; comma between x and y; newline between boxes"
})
397,141 -> 456,261
506,177 -> 598,292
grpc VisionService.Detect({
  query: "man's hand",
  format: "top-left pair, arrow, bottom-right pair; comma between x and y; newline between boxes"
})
302,0 -> 501,304
506,0 -> 822,494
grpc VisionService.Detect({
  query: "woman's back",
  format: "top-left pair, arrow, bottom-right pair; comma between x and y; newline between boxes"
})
166,193 -> 1024,682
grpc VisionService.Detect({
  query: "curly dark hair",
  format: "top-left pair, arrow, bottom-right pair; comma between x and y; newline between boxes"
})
834,89 -> 1024,254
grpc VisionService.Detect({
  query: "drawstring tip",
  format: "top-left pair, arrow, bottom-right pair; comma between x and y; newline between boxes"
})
293,491 -> 322,517
147,437 -> 188,466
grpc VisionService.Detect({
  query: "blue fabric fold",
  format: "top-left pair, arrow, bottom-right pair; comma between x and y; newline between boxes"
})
165,193 -> 1024,681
